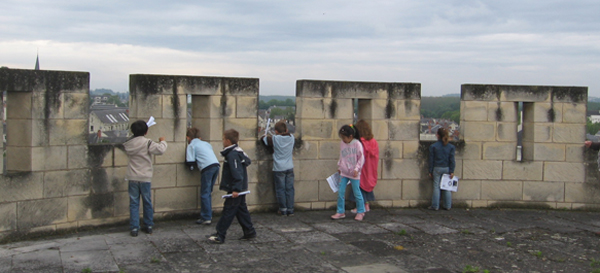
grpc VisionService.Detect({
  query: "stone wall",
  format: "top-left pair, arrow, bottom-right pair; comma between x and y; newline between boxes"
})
0,68 -> 598,241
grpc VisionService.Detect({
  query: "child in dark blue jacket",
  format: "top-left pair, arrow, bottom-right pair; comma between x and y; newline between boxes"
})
208,129 -> 256,244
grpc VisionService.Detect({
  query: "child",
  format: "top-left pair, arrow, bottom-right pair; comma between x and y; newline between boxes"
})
260,121 -> 295,216
332,124 -> 366,221
428,128 -> 456,211
123,120 -> 168,237
351,119 -> 379,214
185,127 -> 220,225
208,129 -> 256,244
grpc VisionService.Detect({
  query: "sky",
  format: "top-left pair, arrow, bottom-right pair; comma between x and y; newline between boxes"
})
1,0 -> 600,97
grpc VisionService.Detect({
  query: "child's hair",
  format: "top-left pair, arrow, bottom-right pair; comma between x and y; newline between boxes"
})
355,119 -> 374,140
339,124 -> 359,140
274,121 -> 287,134
130,120 -> 148,137
186,127 -> 201,139
437,128 -> 450,145
223,129 -> 239,144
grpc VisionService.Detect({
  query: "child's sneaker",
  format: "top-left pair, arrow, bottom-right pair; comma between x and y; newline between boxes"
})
330,213 -> 345,220
354,213 -> 365,221
142,226 -> 153,234
130,229 -> 139,237
196,219 -> 212,225
286,212 -> 294,217
207,235 -> 224,244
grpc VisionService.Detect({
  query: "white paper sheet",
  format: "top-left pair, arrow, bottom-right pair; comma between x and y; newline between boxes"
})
326,173 -> 350,193
146,116 -> 156,127
221,190 -> 251,199
440,174 -> 459,192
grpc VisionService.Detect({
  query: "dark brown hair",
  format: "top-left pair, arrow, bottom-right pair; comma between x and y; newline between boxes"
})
355,119 -> 374,140
274,121 -> 287,134
437,128 -> 449,145
186,127 -> 201,139
223,129 -> 239,144
339,124 -> 359,140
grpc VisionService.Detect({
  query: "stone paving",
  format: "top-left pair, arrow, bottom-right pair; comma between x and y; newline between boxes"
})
1,208 -> 600,273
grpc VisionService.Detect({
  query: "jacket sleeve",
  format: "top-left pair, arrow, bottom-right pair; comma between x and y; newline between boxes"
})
149,140 -> 168,155
449,145 -> 456,174
185,142 -> 195,168
428,144 -> 434,174
227,152 -> 245,192
354,143 -> 365,172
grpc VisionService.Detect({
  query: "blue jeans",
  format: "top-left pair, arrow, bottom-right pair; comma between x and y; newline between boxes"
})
273,169 -> 295,214
431,167 -> 452,209
200,165 -> 220,221
337,176 -> 365,214
129,181 -> 153,230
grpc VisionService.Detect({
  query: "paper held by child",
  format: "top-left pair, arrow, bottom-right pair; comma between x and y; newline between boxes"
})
326,173 -> 350,193
221,191 -> 251,199
146,116 -> 156,127
440,174 -> 459,192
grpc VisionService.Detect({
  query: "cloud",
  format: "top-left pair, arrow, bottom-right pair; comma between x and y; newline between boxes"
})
1,1 -> 599,96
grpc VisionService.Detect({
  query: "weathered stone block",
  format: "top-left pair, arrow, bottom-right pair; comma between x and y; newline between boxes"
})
133,94 -> 162,119
18,198 -> 68,229
461,122 -> 496,142
248,181 -> 276,205
191,95 -> 221,118
454,159 -> 463,178
299,120 -> 335,140
488,102 -> 517,122
294,180 -> 319,202
319,141 -> 340,159
500,85 -> 551,102
523,182 -> 564,201
462,101 -> 488,121
482,142 -> 516,160
299,159 -> 338,181
192,118 -> 223,142
551,86 -> 588,103
247,161 -> 259,183
67,145 -> 89,169
91,166 -> 128,193
502,161 -> 543,181
496,123 -> 517,142
236,96 -> 258,118
532,102 -> 562,123
31,92 -> 64,119
533,143 -> 565,161
388,121 -> 419,141
31,146 -> 68,171
155,187 -> 197,212
6,146 -> 32,171
296,80 -> 332,98
113,146 -> 129,167
379,141 -> 402,160
533,124 -> 553,142
48,119 -> 88,145
175,162 -> 203,187
481,181 -> 522,200
357,99 -> 387,120
403,141 -> 419,159
222,77 -> 259,96
223,118 -> 256,141
396,100 -> 421,120
7,92 -> 32,119
113,191 -> 131,216
373,179 -> 402,200
382,159 -> 421,179
296,98 -> 326,119
151,164 -> 177,188
44,170 -> 91,198
565,144 -> 584,163
130,74 -> 176,96
162,94 -> 186,120
370,120 -> 389,141
453,180 -> 480,200
293,139 -> 319,159
67,194 -> 115,221
553,124 -> 585,143
564,182 -> 600,203
326,98 -> 353,119
462,160 -> 502,180
64,93 -> 89,119
456,142 -> 481,160
318,180 -> 338,201
461,84 -> 501,101
0,203 -> 16,232
544,162 -> 585,182
7,119 -> 32,146
562,103 -> 586,123
153,142 -> 186,164
176,76 -> 222,96
402,180 -> 429,200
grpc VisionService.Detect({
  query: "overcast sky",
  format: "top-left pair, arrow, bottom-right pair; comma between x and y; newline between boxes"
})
1,0 -> 599,97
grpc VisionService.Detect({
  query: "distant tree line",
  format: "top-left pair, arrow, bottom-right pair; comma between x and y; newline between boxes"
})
420,96 -> 460,123
259,98 -> 295,110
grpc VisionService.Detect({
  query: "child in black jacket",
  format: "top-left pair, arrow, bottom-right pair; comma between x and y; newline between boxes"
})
208,129 -> 256,244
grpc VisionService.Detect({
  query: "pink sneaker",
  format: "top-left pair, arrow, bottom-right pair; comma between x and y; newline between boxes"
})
355,213 -> 365,221
331,213 -> 346,220
351,208 -> 357,214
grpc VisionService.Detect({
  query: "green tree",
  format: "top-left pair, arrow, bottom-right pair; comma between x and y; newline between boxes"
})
587,118 -> 600,135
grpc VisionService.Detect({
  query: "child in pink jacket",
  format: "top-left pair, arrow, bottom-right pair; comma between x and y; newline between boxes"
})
331,125 -> 366,221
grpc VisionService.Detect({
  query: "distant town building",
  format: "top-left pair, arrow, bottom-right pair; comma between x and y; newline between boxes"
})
89,105 -> 129,143
419,117 -> 460,141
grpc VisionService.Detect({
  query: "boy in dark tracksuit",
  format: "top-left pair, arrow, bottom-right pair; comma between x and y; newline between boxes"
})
207,129 -> 256,244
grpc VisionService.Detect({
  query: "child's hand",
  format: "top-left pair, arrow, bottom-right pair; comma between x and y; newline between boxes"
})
231,192 -> 239,198
159,137 -> 166,142
449,173 -> 454,179
585,140 -> 592,148
353,170 -> 358,177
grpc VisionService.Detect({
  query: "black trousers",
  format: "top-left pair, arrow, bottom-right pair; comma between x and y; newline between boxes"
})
215,195 -> 256,241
